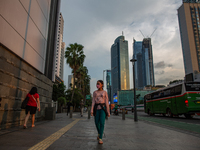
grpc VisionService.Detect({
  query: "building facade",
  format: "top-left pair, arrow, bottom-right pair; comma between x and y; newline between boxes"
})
178,0 -> 200,81
106,70 -> 112,100
68,75 -> 74,89
133,38 -> 155,89
111,35 -> 130,103
117,90 -> 154,106
0,0 -> 61,129
55,13 -> 65,80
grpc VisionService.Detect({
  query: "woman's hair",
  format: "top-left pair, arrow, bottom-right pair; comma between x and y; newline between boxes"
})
97,80 -> 104,89
29,87 -> 38,95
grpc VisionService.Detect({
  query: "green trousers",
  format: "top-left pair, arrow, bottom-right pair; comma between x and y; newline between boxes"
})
95,109 -> 106,139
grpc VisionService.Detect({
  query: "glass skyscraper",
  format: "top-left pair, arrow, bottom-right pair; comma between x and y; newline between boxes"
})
111,35 -> 130,103
133,38 -> 155,89
178,0 -> 200,81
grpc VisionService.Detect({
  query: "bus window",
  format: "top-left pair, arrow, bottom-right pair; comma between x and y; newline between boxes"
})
163,89 -> 171,97
185,82 -> 200,91
152,92 -> 158,99
145,94 -> 151,101
174,85 -> 182,95
170,87 -> 175,96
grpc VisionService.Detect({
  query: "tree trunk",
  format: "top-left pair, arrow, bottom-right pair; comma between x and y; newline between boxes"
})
71,72 -> 76,102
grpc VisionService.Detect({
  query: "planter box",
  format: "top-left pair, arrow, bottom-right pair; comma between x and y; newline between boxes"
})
45,107 -> 56,120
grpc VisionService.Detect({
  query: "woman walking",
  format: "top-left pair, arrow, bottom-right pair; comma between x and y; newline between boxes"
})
91,80 -> 110,144
23,87 -> 40,129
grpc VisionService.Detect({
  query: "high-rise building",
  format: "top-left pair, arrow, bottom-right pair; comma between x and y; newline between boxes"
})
182,0 -> 200,3
68,75 -> 73,89
55,13 -> 65,80
0,0 -> 61,129
133,38 -> 155,89
111,35 -> 130,103
178,0 -> 200,81
133,41 -> 143,89
106,70 -> 112,100
68,75 -> 78,89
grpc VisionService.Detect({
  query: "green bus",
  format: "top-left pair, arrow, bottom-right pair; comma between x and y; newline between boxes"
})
144,82 -> 200,118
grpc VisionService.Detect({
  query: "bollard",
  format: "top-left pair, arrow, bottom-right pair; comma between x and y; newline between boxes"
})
88,107 -> 90,119
70,106 -> 73,118
122,108 -> 125,120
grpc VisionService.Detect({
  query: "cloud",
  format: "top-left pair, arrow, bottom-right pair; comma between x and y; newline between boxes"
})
168,64 -> 173,68
154,61 -> 173,69
61,0 -> 184,92
154,61 -> 165,68
155,70 -> 165,75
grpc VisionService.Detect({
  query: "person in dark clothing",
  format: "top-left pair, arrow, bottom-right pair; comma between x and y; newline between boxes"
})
67,102 -> 72,116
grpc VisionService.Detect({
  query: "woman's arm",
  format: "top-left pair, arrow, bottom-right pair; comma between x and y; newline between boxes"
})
90,92 -> 96,116
37,98 -> 40,111
105,91 -> 110,117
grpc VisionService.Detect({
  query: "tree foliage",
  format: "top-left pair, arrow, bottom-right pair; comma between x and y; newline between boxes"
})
64,43 -> 91,109
65,43 -> 86,102
66,88 -> 83,109
52,82 -> 66,101
169,79 -> 183,85
57,97 -> 67,106
75,65 -> 91,101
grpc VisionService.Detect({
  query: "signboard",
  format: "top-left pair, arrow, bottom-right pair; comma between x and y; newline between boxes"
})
185,83 -> 200,91
86,95 -> 91,100
113,93 -> 118,103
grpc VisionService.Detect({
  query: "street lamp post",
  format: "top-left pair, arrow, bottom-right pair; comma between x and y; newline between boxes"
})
109,86 -> 112,114
130,58 -> 138,122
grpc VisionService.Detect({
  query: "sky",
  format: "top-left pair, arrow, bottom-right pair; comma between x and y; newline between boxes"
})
60,0 -> 184,94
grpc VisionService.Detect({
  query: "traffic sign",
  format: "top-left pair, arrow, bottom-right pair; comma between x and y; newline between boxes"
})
86,95 -> 91,99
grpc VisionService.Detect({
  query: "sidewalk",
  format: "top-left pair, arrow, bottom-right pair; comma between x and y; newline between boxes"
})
0,112 -> 200,150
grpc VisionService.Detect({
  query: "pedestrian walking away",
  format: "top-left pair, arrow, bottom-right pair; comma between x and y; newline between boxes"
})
67,101 -> 72,116
23,87 -> 40,129
91,80 -> 110,144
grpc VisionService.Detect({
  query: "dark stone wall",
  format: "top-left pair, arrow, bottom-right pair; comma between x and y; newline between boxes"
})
0,45 -> 53,130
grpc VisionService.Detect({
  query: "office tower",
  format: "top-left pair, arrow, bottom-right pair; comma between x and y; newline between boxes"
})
133,41 -> 144,89
106,70 -> 112,100
55,13 -> 65,80
182,0 -> 200,3
133,38 -> 155,89
111,34 -> 130,103
143,38 -> 155,86
178,0 -> 200,81
0,0 -> 61,129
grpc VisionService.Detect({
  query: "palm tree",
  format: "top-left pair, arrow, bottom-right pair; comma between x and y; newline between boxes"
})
74,66 -> 90,101
83,74 -> 91,96
76,66 -> 88,88
65,43 -> 85,102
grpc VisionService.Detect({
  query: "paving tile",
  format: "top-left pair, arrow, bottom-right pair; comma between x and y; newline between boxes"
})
0,113 -> 200,150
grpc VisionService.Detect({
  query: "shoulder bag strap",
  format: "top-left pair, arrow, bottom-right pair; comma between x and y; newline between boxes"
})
31,95 -> 38,107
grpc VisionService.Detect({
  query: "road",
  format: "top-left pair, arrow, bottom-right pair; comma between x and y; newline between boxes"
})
137,111 -> 200,125
125,111 -> 200,136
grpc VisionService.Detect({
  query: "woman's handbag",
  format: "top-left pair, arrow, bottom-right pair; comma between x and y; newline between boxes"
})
21,96 -> 29,109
